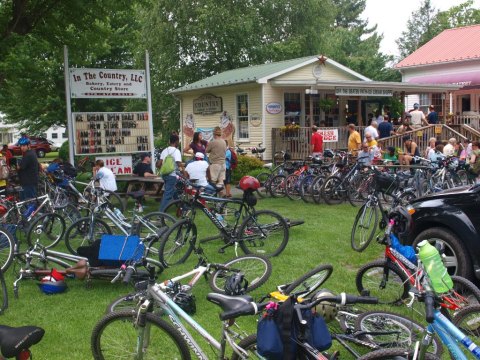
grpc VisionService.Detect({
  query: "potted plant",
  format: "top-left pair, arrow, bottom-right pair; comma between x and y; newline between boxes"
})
319,97 -> 335,113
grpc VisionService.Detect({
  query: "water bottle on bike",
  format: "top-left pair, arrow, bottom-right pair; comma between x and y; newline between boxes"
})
417,240 -> 453,293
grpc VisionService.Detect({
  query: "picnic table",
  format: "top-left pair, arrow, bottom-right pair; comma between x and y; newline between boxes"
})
116,175 -> 164,199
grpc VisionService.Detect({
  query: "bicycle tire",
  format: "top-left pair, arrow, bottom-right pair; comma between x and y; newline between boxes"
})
65,217 -> 112,255
103,190 -> 126,213
269,174 -> 287,198
209,254 -> 272,294
135,211 -> 176,242
255,172 -> 271,198
355,310 -> 443,356
105,291 -> 147,313
321,176 -> 345,205
311,175 -> 325,204
56,203 -> 82,228
230,334 -> 258,360
299,174 -> 315,203
238,210 -> 289,257
163,199 -> 194,220
444,275 -> 480,313
355,259 -> 409,304
285,174 -> 301,201
91,310 -> 191,360
357,347 -> 440,360
453,304 -> 480,346
283,264 -> 334,298
0,228 -> 15,272
351,203 -> 379,252
158,219 -> 196,267
0,269 -> 7,314
26,213 -> 66,248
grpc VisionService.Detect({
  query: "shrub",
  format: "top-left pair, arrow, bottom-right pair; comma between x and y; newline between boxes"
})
59,141 -> 69,161
232,155 -> 264,183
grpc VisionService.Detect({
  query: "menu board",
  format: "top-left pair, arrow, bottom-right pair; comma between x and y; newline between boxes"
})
73,112 -> 150,155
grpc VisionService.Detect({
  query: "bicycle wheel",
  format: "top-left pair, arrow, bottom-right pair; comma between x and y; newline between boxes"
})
285,174 -> 301,201
283,264 -> 334,298
238,210 -> 289,257
0,269 -> 7,314
65,217 -> 112,255
351,203 -> 378,252
209,254 -> 272,294
230,334 -> 258,360
299,174 -> 315,203
453,304 -> 480,349
106,292 -> 147,313
163,199 -> 194,220
443,275 -> 480,313
103,190 -> 126,213
0,228 -> 14,272
158,219 -> 196,267
355,310 -> 443,356
255,172 -> 271,198
321,176 -> 345,205
26,213 -> 66,248
91,310 -> 191,360
56,203 -> 82,228
311,175 -> 325,204
357,347 -> 440,360
269,175 -> 287,198
355,259 -> 409,304
136,211 -> 176,241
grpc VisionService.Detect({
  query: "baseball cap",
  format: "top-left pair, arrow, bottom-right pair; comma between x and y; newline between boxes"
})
195,152 -> 204,159
413,103 -> 420,109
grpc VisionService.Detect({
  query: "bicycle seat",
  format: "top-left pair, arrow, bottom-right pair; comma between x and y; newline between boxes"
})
0,325 -> 45,358
127,190 -> 146,200
206,293 -> 253,313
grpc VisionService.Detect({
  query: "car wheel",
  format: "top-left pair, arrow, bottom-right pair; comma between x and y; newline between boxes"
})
37,149 -> 46,158
413,228 -> 472,279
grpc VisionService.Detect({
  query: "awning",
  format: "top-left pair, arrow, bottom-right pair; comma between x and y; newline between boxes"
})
407,71 -> 480,87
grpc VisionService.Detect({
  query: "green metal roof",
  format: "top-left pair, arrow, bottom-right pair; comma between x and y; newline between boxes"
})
171,55 -> 318,94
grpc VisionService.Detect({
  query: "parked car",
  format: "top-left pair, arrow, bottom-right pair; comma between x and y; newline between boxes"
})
9,137 -> 52,158
394,184 -> 480,281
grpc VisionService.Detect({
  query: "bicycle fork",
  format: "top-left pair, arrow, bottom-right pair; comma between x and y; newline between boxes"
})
133,300 -> 152,360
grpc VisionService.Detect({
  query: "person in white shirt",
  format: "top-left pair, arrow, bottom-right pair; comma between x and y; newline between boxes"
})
364,121 -> 379,142
94,159 -> 117,192
158,134 -> 183,212
410,103 -> 427,129
184,152 -> 216,193
443,138 -> 456,157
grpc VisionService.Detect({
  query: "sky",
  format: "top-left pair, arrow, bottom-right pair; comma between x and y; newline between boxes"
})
363,0 -> 480,57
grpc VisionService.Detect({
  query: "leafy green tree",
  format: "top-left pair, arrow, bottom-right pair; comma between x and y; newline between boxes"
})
430,0 -> 480,34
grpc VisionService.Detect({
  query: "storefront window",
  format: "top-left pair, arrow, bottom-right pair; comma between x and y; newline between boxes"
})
237,94 -> 249,139
305,94 -> 320,126
284,92 -> 301,125
419,93 -> 429,113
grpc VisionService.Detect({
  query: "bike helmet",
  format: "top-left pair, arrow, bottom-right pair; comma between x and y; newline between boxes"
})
313,289 -> 338,323
18,137 -> 30,146
172,292 -> 196,315
239,176 -> 260,191
323,149 -> 334,158
38,280 -> 67,295
388,206 -> 412,239
224,273 -> 249,296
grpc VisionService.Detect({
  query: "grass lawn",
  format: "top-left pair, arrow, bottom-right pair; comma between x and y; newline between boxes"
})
1,197 -> 416,359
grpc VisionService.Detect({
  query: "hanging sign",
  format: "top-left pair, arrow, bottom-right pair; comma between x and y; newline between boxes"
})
69,68 -> 147,98
434,125 -> 442,134
266,102 -> 282,114
318,129 -> 338,142
335,88 -> 393,97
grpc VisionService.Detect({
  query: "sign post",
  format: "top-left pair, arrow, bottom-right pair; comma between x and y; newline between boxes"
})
63,46 -> 75,165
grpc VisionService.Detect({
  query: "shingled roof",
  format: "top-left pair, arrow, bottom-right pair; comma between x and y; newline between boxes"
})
396,24 -> 480,69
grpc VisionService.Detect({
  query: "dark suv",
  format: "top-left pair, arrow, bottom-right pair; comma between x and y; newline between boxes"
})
397,184 -> 480,281
9,137 -> 52,158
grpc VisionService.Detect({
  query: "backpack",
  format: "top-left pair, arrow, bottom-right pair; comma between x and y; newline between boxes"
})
61,162 -> 78,178
160,149 -> 176,176
0,157 -> 9,180
230,148 -> 238,170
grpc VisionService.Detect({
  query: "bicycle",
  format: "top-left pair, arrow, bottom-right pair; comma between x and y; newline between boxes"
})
158,175 -> 289,266
355,218 -> 480,312
64,189 -> 175,255
350,169 -> 416,252
106,245 -> 272,313
357,288 -> 480,360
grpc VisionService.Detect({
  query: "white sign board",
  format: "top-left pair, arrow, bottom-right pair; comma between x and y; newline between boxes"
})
335,87 -> 393,97
318,129 -> 338,142
266,102 -> 282,114
69,68 -> 147,98
96,156 -> 133,175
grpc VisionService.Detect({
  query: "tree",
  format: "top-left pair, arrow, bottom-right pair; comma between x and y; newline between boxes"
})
430,0 -> 480,34
396,0 -> 438,59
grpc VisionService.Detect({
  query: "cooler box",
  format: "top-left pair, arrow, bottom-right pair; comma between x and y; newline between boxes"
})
99,234 -> 144,266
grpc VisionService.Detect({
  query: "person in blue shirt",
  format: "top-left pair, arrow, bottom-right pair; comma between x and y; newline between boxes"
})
378,116 -> 394,139
427,105 -> 438,124
224,140 -> 232,197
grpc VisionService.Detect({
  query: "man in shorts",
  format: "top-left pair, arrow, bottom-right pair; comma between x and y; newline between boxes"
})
206,126 -> 227,191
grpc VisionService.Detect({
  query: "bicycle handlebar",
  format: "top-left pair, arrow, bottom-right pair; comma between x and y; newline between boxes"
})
122,265 -> 135,284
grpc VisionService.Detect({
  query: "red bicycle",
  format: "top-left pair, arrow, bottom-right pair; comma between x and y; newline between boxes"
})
355,217 -> 480,315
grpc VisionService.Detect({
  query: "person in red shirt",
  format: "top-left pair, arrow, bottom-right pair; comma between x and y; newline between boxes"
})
1,144 -> 13,167
310,126 -> 323,156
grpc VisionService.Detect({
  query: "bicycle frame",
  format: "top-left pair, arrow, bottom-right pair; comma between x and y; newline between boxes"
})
419,309 -> 480,360
2,194 -> 53,225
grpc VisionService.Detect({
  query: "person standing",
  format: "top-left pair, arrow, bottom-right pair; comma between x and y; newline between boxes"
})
224,141 -> 232,198
310,126 -> 323,157
347,124 -> 361,155
410,103 -> 428,129
206,127 -> 227,190
1,145 -> 13,168
184,131 -> 208,157
426,105 -> 438,124
378,117 -> 394,139
94,159 -> 117,192
17,137 -> 39,200
468,141 -> 480,183
158,134 -> 182,212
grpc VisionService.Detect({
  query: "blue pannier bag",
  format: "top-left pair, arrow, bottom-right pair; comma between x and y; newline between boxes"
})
98,235 -> 144,266
309,312 -> 332,351
257,308 -> 283,359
